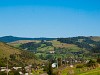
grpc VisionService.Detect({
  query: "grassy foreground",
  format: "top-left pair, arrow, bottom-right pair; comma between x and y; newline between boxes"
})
79,67 -> 100,75
54,66 -> 100,75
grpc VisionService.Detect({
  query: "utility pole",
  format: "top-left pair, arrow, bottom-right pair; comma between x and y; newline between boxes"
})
7,59 -> 8,75
57,58 -> 58,68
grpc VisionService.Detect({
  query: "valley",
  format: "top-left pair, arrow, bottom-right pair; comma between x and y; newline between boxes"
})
0,36 -> 100,75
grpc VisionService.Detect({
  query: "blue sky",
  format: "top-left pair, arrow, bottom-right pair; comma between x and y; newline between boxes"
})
0,0 -> 100,38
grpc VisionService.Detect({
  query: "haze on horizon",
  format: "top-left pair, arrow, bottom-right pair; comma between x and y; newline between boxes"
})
0,0 -> 100,38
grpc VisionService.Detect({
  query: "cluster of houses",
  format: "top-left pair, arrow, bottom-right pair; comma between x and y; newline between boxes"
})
51,57 -> 90,68
0,65 -> 33,75
0,57 -> 90,75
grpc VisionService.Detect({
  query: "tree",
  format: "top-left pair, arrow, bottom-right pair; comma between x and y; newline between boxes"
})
10,54 -> 16,61
0,59 -> 5,67
0,72 -> 6,75
47,61 -> 53,75
97,58 -> 100,64
86,59 -> 96,67
58,58 -> 62,67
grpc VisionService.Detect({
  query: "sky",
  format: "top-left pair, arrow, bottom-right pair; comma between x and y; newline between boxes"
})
0,0 -> 100,38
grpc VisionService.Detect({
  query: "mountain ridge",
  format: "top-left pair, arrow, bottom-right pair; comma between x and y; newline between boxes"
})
0,36 -> 56,42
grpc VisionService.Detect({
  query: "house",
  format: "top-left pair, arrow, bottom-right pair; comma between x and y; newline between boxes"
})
0,67 -> 11,72
25,73 -> 33,75
49,50 -> 55,54
52,63 -> 57,68
13,67 -> 22,70
70,65 -> 74,68
19,71 -> 23,75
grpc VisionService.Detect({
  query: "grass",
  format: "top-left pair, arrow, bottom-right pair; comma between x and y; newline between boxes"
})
8,40 -> 41,47
54,65 -> 100,75
8,40 -> 82,52
49,40 -> 77,48
0,42 -> 21,58
37,46 -> 54,52
90,36 -> 100,41
78,67 -> 100,75
0,42 -> 43,66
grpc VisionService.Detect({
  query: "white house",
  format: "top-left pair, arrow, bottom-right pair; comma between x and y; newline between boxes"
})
52,63 -> 57,68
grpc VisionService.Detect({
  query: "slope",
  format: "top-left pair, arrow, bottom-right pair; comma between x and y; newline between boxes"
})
0,42 -> 41,67
0,42 -> 21,58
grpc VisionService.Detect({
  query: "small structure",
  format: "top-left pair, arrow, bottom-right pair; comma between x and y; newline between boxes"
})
49,50 -> 55,54
19,71 -> 23,75
0,67 -> 11,72
70,65 -> 74,68
52,63 -> 57,68
13,67 -> 22,70
25,73 -> 28,75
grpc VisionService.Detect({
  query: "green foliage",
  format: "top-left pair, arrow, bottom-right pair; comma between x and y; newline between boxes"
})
78,68 -> 100,75
86,59 -> 96,67
57,36 -> 98,50
92,45 -> 100,53
46,54 -> 54,60
19,41 -> 53,52
0,59 -> 6,67
47,62 -> 53,75
10,54 -> 16,61
58,58 -> 62,67
9,71 -> 20,75
76,64 -> 84,68
97,58 -> 100,63
0,72 -> 6,75
20,51 -> 37,59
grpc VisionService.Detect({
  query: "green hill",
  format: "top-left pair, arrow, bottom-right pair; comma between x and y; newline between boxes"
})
90,36 -> 100,41
8,40 -> 85,60
8,40 -> 81,52
0,42 -> 41,67
0,42 -> 21,58
7,36 -> 100,60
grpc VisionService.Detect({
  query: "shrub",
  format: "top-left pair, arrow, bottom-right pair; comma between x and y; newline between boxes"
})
86,59 -> 96,67
97,58 -> 100,64
76,64 -> 84,68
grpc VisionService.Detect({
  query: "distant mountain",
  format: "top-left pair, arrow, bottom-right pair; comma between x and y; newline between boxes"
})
0,36 -> 56,42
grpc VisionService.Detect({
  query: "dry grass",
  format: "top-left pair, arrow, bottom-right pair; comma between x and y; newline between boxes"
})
0,42 -> 21,58
90,36 -> 100,41
8,40 -> 41,46
49,40 -> 78,48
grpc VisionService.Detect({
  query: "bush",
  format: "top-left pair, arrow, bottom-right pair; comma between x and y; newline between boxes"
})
76,64 -> 84,68
86,59 -> 97,67
47,62 -> 53,75
0,72 -> 6,75
97,58 -> 100,64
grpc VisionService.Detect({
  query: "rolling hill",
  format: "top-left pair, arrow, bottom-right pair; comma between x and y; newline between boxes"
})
0,42 -> 41,67
0,42 -> 21,58
1,36 -> 100,60
90,36 -> 100,41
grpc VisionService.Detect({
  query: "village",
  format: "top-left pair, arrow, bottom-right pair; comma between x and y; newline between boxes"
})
0,57 -> 91,75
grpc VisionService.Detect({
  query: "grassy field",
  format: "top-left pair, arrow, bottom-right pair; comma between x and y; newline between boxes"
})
49,40 -> 78,48
0,42 -> 21,58
8,40 -> 82,53
53,65 -> 100,75
90,36 -> 100,41
8,40 -> 41,47
0,42 -> 43,66
79,67 -> 100,75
